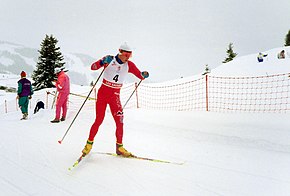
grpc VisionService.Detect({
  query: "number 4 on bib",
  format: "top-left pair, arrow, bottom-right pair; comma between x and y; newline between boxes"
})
113,75 -> 119,82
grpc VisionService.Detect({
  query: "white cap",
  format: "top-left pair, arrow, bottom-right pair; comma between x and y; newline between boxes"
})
119,42 -> 132,52
54,67 -> 65,74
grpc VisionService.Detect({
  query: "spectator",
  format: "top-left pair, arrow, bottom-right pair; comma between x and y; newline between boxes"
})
277,50 -> 285,59
257,52 -> 268,62
17,71 -> 33,120
50,67 -> 70,123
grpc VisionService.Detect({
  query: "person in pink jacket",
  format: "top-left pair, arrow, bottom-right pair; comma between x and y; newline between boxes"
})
51,67 -> 70,123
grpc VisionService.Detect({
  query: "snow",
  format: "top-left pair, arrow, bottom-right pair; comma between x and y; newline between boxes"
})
0,56 -> 14,66
64,54 -> 88,74
0,42 -> 22,54
211,47 -> 290,77
0,74 -> 19,88
1,47 -> 290,196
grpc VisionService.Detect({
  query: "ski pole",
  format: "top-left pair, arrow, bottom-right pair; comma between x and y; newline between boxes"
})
122,80 -> 142,110
51,91 -> 58,109
47,92 -> 73,103
58,68 -> 105,144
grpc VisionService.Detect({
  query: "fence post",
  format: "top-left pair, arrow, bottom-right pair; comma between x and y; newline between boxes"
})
16,99 -> 18,111
206,75 -> 209,112
46,92 -> 48,109
5,100 -> 7,113
135,82 -> 139,108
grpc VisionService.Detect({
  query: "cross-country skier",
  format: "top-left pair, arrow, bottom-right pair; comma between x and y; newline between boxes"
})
17,71 -> 33,120
82,42 -> 149,157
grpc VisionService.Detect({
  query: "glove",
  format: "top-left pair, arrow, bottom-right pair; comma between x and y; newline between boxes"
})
141,71 -> 149,79
102,55 -> 113,65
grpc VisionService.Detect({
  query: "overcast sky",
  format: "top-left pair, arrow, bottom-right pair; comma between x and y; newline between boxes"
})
1,0 -> 290,82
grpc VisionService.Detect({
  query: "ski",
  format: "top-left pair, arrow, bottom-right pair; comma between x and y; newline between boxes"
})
95,152 -> 184,165
68,152 -> 184,170
68,154 -> 85,171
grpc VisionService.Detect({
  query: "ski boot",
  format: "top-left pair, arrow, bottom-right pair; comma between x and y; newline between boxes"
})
21,113 -> 28,120
50,118 -> 60,123
82,140 -> 94,156
116,143 -> 133,157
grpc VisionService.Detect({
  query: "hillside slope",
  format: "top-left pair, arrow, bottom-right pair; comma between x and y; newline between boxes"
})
211,47 -> 290,77
0,41 -> 97,85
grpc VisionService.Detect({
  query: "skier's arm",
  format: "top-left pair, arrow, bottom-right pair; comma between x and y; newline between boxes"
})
56,75 -> 65,91
91,55 -> 113,70
91,60 -> 103,70
128,61 -> 149,80
17,82 -> 22,95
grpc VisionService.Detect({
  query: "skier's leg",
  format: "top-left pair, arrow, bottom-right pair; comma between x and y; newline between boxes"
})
109,91 -> 132,157
88,94 -> 107,141
109,91 -> 124,144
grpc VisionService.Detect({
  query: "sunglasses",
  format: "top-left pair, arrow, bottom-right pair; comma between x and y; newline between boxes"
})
121,50 -> 132,58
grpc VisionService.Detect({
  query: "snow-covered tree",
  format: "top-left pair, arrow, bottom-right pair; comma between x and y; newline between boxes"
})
202,64 -> 211,75
32,35 -> 65,90
285,30 -> 290,47
222,43 -> 238,63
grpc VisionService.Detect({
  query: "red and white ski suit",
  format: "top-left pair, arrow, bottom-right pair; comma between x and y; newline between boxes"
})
55,71 -> 70,120
88,55 -> 144,144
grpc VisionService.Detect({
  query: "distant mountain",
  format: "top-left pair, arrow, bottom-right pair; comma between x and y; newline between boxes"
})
0,41 -> 98,85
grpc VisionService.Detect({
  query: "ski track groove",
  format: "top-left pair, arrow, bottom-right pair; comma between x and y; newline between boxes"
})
0,154 -> 78,196
187,159 -> 290,185
91,152 -> 225,196
65,154 -> 117,196
0,177 -> 30,196
143,122 -> 290,154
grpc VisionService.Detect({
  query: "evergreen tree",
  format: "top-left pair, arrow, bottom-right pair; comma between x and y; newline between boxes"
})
222,43 -> 238,63
285,30 -> 290,46
202,64 -> 211,75
32,34 -> 65,90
